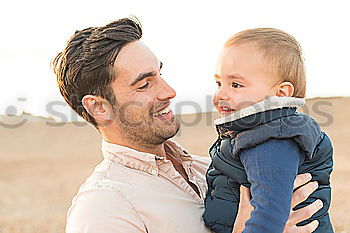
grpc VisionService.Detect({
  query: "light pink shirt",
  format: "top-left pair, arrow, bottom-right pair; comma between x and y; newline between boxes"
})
66,139 -> 213,233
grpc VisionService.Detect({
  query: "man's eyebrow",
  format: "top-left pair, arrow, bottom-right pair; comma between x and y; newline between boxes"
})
129,62 -> 163,86
130,71 -> 156,86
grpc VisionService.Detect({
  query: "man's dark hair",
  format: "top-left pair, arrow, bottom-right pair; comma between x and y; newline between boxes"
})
52,17 -> 142,128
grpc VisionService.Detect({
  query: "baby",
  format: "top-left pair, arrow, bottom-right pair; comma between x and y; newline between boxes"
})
203,28 -> 333,233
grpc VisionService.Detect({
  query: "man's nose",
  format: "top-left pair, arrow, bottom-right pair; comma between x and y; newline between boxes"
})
157,77 -> 176,100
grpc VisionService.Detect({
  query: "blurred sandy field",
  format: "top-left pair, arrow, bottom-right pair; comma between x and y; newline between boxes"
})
0,97 -> 349,233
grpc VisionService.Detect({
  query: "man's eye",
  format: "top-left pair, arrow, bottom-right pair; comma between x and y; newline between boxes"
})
232,82 -> 243,88
139,82 -> 149,89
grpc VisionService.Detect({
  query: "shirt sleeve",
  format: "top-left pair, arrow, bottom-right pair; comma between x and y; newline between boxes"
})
66,189 -> 147,233
240,139 -> 304,233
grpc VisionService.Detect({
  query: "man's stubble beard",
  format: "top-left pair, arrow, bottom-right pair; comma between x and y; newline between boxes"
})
115,105 -> 181,148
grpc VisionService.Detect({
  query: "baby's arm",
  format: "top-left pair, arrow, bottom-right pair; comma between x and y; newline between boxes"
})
240,139 -> 304,233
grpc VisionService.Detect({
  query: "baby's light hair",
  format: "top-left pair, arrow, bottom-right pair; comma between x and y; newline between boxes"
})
225,28 -> 306,98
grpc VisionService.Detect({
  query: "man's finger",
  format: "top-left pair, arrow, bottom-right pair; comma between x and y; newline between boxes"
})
233,186 -> 254,233
296,220 -> 319,233
291,181 -> 318,209
293,173 -> 312,190
289,200 -> 323,225
239,186 -> 251,205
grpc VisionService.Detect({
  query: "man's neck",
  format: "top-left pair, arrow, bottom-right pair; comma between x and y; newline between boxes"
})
102,134 -> 167,157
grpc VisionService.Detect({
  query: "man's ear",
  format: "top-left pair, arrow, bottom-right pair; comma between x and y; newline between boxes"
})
276,82 -> 294,97
82,95 -> 114,122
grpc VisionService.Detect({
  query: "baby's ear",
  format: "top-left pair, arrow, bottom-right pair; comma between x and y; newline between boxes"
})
276,82 -> 294,97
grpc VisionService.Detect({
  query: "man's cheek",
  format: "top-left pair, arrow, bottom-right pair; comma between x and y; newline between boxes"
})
118,102 -> 145,127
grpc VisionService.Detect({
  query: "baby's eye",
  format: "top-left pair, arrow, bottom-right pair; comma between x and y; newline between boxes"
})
232,82 -> 243,88
216,81 -> 221,87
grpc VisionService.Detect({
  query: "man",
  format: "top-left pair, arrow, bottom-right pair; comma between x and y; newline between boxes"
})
53,17 -> 322,233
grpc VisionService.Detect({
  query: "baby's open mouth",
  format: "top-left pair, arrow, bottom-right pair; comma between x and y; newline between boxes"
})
219,106 -> 236,115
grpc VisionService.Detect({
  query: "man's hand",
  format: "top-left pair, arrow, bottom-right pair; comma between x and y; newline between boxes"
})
283,173 -> 323,233
232,173 -> 323,233
232,185 -> 254,233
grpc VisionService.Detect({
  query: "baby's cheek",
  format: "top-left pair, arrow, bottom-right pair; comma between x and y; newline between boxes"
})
212,94 -> 219,105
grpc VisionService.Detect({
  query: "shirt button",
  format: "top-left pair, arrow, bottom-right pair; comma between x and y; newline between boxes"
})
151,169 -> 157,175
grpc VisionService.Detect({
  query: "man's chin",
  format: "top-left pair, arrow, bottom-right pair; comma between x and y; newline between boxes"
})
159,117 -> 180,140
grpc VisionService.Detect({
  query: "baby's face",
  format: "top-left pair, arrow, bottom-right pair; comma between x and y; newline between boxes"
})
213,43 -> 279,117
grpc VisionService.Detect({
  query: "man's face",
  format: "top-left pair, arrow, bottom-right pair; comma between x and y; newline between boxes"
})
109,41 -> 180,146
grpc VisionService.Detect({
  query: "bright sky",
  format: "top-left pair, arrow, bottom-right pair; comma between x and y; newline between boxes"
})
1,0 -> 349,121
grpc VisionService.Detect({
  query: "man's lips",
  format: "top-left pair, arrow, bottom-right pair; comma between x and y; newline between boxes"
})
155,104 -> 170,113
152,104 -> 172,117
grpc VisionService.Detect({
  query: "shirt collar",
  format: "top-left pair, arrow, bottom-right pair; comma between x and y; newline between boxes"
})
101,139 -> 193,175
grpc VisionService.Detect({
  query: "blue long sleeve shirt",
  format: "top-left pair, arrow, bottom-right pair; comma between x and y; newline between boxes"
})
241,139 -> 304,233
